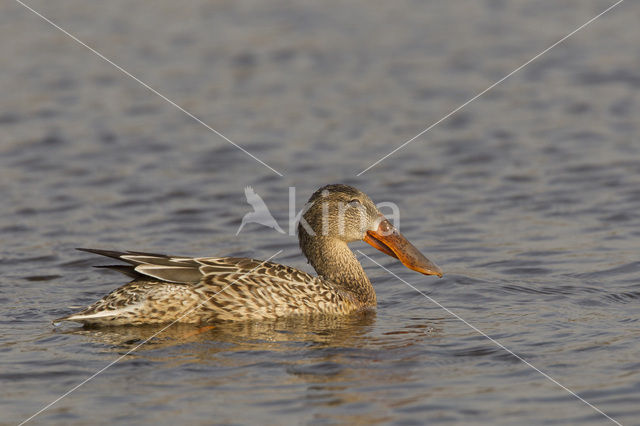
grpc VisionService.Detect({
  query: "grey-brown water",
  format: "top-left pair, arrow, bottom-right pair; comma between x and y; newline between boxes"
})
2,0 -> 639,424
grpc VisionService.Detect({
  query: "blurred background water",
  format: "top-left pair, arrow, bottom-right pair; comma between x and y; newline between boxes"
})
1,0 -> 639,424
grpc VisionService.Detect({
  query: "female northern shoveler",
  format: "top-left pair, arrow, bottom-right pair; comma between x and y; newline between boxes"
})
56,184 -> 442,326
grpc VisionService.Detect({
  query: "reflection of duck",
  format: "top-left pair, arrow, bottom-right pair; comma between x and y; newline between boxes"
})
56,184 -> 442,326
236,186 -> 284,235
57,313 -> 378,351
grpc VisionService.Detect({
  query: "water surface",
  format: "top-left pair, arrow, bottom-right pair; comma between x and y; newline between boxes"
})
1,0 -> 639,424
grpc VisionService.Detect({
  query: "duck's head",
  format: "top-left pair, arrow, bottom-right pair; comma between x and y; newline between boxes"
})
298,184 -> 442,277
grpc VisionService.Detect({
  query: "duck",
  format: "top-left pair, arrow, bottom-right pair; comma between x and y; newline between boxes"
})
55,184 -> 442,326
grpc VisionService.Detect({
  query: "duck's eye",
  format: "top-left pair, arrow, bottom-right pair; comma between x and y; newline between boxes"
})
348,199 -> 361,208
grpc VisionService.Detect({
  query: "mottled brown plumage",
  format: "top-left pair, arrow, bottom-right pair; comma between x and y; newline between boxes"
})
55,184 -> 442,326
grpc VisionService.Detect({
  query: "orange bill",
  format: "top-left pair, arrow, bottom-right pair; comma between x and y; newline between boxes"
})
363,218 -> 443,277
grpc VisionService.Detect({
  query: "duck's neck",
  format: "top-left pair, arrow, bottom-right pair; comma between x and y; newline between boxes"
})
301,237 -> 376,306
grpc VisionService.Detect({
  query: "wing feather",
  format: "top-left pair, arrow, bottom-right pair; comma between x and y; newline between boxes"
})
78,249 -> 317,287
134,265 -> 203,283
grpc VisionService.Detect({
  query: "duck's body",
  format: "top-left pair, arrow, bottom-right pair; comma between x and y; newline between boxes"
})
60,251 -> 369,325
56,184 -> 441,326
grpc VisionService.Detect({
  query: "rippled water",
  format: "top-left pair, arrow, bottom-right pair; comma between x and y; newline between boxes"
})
2,0 -> 639,424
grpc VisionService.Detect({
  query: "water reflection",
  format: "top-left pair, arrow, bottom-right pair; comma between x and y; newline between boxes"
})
57,312 -> 379,353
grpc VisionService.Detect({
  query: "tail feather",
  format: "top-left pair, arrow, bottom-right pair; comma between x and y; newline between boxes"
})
76,247 -> 204,285
94,264 -> 142,279
77,248 -> 130,262
77,248 -> 171,264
